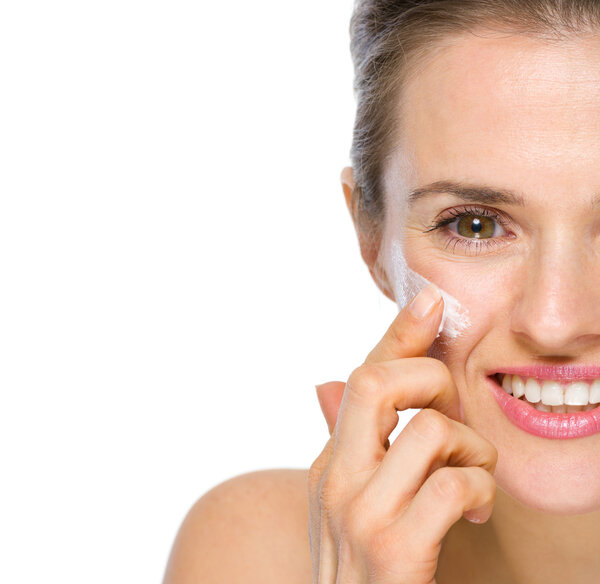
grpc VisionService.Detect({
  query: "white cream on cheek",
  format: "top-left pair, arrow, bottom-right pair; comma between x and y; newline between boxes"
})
388,239 -> 471,339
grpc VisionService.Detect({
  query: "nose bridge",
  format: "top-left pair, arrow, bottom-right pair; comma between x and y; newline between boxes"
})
511,229 -> 600,351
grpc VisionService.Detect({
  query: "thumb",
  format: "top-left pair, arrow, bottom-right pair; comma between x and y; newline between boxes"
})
315,382 -> 345,434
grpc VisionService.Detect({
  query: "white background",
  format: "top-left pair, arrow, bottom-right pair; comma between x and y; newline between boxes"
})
0,1 -> 406,582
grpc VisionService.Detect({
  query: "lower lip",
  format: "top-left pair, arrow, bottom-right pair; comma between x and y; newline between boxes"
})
487,376 -> 600,439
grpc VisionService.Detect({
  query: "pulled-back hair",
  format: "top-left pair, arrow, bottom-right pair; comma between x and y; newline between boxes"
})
349,0 -> 600,246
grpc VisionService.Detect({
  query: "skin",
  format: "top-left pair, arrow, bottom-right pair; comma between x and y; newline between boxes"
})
342,29 -> 600,583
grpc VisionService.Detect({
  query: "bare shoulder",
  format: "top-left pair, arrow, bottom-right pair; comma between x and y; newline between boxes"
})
163,468 -> 311,584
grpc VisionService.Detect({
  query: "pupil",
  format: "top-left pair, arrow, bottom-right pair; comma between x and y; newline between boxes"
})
471,218 -> 483,233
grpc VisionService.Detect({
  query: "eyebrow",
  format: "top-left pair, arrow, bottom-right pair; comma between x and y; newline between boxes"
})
407,180 -> 526,207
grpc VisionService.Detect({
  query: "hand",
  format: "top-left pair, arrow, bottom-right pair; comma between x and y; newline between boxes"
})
308,284 -> 498,583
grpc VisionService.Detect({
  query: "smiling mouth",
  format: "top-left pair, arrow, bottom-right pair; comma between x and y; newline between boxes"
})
493,373 -> 600,413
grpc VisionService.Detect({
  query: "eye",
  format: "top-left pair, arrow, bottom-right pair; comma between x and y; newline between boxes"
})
454,214 -> 499,238
429,207 -> 508,240
423,205 -> 513,256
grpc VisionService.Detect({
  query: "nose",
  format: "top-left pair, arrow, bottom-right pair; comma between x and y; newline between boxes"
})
510,235 -> 600,354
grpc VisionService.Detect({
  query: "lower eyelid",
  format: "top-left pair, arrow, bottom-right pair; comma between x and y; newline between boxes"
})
441,235 -> 507,256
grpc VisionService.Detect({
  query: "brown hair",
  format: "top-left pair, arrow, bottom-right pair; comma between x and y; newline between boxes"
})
349,0 -> 600,247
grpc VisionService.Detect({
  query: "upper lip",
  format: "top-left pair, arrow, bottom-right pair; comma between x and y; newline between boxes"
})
488,365 -> 600,381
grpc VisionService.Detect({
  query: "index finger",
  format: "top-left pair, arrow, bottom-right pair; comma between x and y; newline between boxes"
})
365,283 -> 444,364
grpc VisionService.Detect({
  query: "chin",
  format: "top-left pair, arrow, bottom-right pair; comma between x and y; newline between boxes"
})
494,454 -> 600,515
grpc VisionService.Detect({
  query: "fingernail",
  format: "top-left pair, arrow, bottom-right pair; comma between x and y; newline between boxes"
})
408,283 -> 442,319
463,504 -> 490,524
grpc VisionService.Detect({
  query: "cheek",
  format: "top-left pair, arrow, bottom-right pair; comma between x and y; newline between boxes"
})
387,240 -> 472,339
438,264 -> 513,336
413,258 -> 519,368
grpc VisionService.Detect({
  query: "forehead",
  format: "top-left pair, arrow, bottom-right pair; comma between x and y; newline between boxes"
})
392,31 -> 600,203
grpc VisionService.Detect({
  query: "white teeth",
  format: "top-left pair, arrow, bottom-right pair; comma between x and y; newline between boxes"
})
541,380 -> 563,406
525,378 -> 541,403
498,374 -> 600,410
512,375 -> 525,399
590,380 -> 600,404
564,382 -> 589,406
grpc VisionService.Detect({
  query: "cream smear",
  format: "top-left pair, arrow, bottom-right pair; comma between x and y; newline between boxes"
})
388,239 -> 471,339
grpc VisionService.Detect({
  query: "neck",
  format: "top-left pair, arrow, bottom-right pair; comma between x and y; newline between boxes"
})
439,487 -> 600,584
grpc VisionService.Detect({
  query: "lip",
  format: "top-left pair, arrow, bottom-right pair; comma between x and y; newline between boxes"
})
486,375 -> 600,439
488,365 -> 600,381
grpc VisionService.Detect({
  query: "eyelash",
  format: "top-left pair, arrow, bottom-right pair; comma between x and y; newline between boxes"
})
424,205 -> 512,255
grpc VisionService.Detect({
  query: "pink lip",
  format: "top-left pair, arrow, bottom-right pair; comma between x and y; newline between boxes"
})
488,365 -> 600,381
487,376 -> 600,439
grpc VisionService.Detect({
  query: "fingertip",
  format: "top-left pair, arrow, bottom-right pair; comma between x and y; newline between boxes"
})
315,382 -> 340,403
315,382 -> 345,435
315,383 -> 328,412
408,283 -> 444,321
463,503 -> 493,524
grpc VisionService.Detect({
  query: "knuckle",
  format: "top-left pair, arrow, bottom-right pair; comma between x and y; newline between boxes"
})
410,408 -> 450,443
470,433 -> 499,472
423,357 -> 453,385
307,460 -> 324,495
429,467 -> 469,503
307,438 -> 334,495
347,364 -> 386,401
340,493 -> 371,536
474,466 -> 497,499
484,439 -> 499,471
387,320 -> 411,352
317,465 -> 347,509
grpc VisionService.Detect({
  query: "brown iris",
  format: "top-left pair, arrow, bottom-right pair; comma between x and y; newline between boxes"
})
456,215 -> 495,239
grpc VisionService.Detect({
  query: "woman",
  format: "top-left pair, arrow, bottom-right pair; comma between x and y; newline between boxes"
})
164,1 -> 600,582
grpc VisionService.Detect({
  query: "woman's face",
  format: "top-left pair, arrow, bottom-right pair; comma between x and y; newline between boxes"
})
381,31 -> 600,514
